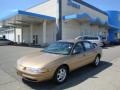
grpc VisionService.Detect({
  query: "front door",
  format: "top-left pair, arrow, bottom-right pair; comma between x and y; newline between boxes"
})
68,42 -> 86,71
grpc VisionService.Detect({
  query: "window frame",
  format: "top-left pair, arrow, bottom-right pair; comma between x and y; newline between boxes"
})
71,42 -> 84,55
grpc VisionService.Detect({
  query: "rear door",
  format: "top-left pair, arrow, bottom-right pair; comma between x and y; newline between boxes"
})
82,41 -> 97,64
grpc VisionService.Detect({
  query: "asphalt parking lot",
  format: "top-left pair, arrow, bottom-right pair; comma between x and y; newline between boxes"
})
0,46 -> 120,90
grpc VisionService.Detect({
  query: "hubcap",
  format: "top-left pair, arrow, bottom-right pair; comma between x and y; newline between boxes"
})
57,68 -> 67,82
95,57 -> 100,66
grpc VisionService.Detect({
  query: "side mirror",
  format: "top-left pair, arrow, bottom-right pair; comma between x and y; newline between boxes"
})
72,50 -> 80,55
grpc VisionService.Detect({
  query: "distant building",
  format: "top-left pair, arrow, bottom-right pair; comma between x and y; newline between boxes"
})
107,11 -> 120,42
0,0 -> 109,45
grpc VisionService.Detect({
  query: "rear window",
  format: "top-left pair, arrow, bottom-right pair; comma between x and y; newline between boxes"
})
83,37 -> 98,40
0,39 -> 9,41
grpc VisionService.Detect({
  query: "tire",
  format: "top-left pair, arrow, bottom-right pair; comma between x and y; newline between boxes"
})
93,56 -> 100,67
53,66 -> 69,84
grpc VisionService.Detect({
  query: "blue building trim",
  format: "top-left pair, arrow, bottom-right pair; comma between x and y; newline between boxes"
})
63,13 -> 91,20
63,13 -> 107,25
0,10 -> 55,21
18,10 -> 55,20
63,13 -> 91,21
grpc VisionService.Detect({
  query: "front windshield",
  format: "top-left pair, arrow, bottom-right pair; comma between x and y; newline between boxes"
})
43,42 -> 74,55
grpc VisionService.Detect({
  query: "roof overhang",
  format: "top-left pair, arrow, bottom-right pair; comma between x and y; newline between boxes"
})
63,13 -> 108,26
0,10 -> 55,28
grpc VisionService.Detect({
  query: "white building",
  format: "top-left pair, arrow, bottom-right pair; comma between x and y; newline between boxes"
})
0,0 -> 108,46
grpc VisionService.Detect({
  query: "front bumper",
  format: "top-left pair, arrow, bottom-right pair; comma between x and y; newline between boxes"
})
17,69 -> 52,82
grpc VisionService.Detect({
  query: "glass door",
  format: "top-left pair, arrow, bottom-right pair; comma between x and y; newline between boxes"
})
33,35 -> 38,45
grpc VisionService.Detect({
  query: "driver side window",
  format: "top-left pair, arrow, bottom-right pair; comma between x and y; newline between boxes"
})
72,42 -> 84,54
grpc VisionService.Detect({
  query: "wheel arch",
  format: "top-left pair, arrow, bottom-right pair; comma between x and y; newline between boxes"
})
58,64 -> 70,73
97,54 -> 101,59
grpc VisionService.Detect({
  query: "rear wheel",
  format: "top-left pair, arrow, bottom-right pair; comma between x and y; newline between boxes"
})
93,56 -> 100,67
53,66 -> 69,84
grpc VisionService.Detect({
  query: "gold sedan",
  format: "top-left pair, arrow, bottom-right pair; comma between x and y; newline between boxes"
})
17,39 -> 102,84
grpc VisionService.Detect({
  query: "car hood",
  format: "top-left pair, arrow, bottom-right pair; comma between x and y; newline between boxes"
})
17,51 -> 65,68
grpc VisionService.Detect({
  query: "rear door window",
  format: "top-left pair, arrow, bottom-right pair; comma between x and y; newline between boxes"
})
82,41 -> 95,51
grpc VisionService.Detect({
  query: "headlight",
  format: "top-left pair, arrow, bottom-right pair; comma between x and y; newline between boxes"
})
26,67 -> 47,74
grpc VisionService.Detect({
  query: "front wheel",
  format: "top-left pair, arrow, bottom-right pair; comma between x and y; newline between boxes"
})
93,56 -> 100,67
53,66 -> 69,84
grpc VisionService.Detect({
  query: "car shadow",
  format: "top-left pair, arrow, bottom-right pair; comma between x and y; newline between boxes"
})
22,61 -> 112,90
